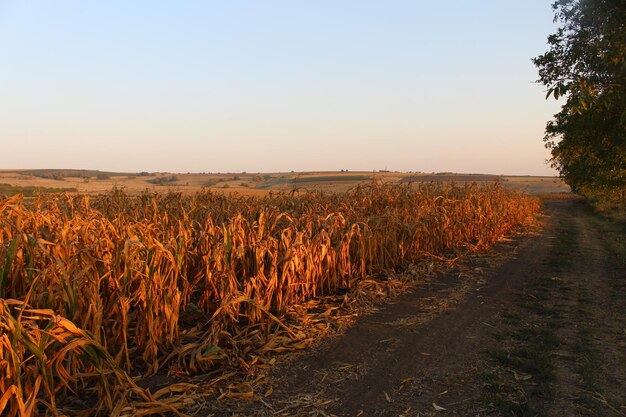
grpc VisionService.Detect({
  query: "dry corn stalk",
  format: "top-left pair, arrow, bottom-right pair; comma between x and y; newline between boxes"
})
0,182 -> 540,415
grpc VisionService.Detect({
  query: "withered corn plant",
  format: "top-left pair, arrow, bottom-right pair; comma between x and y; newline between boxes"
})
0,182 -> 540,415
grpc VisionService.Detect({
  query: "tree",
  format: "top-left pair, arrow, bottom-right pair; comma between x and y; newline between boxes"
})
533,0 -> 625,205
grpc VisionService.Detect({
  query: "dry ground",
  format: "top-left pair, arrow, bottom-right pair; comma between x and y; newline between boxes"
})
201,199 -> 625,417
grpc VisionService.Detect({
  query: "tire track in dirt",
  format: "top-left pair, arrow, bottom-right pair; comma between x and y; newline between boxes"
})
547,206 -> 626,416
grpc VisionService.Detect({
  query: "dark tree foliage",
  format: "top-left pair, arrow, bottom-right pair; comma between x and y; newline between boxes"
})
533,0 -> 625,205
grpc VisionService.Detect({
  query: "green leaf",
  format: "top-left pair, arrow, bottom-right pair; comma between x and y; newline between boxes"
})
0,237 -> 18,298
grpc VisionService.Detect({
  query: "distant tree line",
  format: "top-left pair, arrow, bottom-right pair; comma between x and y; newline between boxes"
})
147,175 -> 179,185
23,169 -> 121,180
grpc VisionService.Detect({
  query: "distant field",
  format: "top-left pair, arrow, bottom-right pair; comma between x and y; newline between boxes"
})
501,175 -> 572,195
294,174 -> 372,183
0,169 -> 571,196
401,174 -> 501,182
0,183 -> 78,196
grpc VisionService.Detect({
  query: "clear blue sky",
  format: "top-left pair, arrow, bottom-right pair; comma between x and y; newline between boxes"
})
0,1 -> 562,175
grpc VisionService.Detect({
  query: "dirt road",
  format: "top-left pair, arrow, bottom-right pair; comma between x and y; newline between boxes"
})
208,200 -> 625,417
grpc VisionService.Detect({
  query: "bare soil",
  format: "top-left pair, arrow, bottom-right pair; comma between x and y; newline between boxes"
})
202,199 -> 625,417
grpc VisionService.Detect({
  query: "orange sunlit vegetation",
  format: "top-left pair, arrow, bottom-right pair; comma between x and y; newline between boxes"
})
0,182 -> 539,416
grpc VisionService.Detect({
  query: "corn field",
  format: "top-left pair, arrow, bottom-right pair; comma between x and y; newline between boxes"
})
0,182 -> 540,416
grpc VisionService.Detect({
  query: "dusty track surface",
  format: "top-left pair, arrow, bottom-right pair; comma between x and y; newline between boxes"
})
206,200 -> 625,417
